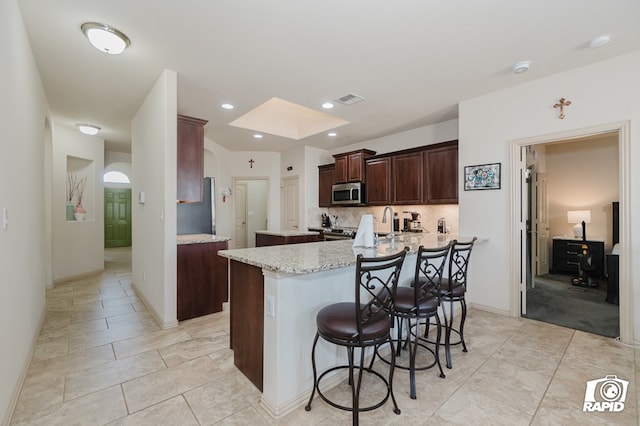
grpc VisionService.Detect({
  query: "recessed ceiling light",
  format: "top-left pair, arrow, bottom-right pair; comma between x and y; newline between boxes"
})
327,132 -> 337,137
221,103 -> 234,110
81,22 -> 130,55
590,35 -> 610,48
76,123 -> 101,135
253,134 -> 263,139
322,102 -> 334,109
512,61 -> 531,74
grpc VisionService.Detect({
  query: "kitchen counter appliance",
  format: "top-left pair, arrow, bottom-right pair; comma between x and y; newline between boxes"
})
322,227 -> 357,240
332,182 -> 364,205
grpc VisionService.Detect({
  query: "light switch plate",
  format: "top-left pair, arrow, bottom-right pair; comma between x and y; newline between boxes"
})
266,295 -> 275,318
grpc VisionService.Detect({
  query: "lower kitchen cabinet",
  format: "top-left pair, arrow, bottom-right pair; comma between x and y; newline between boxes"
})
177,240 -> 228,321
255,233 -> 319,247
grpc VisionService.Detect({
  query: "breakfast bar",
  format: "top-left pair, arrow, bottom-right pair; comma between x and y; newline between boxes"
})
218,234 -> 470,418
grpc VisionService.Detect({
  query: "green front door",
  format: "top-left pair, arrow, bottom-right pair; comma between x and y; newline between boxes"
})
104,188 -> 132,247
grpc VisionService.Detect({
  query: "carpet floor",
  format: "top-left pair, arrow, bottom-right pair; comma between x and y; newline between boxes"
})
523,273 -> 619,338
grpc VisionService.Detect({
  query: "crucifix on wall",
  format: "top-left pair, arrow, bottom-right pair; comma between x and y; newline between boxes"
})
553,97 -> 572,119
249,159 -> 255,169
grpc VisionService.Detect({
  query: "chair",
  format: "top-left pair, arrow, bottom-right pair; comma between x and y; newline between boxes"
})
305,248 -> 408,426
391,243 -> 452,399
434,238 -> 476,369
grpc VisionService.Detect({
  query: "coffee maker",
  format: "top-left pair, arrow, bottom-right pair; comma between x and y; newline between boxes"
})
403,211 -> 422,232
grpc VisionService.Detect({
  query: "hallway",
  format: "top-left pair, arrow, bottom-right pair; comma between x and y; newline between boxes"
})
9,248 -> 639,424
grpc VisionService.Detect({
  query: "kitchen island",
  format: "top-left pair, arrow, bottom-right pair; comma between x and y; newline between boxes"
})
254,230 -> 320,247
218,233 -> 477,418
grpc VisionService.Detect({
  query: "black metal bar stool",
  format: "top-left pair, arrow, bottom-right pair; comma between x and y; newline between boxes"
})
392,243 -> 451,399
305,248 -> 408,426
435,237 -> 477,369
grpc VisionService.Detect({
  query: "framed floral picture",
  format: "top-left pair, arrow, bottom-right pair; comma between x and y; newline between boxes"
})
464,163 -> 501,191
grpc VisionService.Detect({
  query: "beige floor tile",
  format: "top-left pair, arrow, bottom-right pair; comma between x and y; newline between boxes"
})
463,357 -> 552,416
122,356 -> 223,413
11,385 -> 127,426
39,317 -> 108,339
65,350 -> 167,400
159,330 -> 229,366
216,405 -> 271,425
68,322 -> 147,353
32,336 -> 69,361
432,386 -> 531,425
184,368 -> 261,424
208,348 -> 235,371
26,344 -> 115,380
102,295 -> 140,308
112,328 -> 193,359
181,311 -> 231,338
106,310 -> 154,329
70,303 -> 135,323
11,374 -> 65,423
106,395 -> 199,426
48,300 -> 104,312
532,393 -> 634,425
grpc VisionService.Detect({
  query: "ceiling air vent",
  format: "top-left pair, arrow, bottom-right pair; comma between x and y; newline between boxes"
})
335,93 -> 365,106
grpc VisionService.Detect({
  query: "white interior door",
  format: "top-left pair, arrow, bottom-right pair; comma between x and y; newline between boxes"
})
234,182 -> 248,248
282,176 -> 299,231
519,147 -> 528,315
535,171 -> 550,275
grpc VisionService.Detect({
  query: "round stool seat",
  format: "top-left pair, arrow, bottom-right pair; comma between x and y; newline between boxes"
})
317,302 -> 390,343
394,287 -> 438,315
439,278 -> 465,298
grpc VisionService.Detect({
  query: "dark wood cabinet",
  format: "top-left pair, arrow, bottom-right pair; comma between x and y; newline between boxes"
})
255,233 -> 319,247
365,157 -> 392,205
177,115 -> 208,203
424,141 -> 458,204
392,152 -> 423,204
334,149 -> 376,183
318,164 -> 335,207
552,238 -> 604,279
229,260 -> 264,391
177,240 -> 228,321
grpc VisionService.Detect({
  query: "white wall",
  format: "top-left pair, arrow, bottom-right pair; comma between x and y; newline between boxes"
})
546,136 -> 619,249
131,69 -> 178,328
459,51 -> 640,338
51,124 -> 105,281
204,138 -> 281,240
0,0 -> 49,421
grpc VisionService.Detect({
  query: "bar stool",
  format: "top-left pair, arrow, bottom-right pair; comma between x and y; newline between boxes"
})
391,243 -> 452,399
305,248 -> 408,426
437,237 -> 477,369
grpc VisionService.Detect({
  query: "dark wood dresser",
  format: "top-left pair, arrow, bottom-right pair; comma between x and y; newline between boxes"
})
551,238 -> 604,279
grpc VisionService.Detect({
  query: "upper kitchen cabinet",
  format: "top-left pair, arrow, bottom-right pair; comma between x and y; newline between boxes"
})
424,141 -> 458,204
333,149 -> 376,183
318,163 -> 335,207
392,151 -> 423,204
177,114 -> 208,203
365,157 -> 392,205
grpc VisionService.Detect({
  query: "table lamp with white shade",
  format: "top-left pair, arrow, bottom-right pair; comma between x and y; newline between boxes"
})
567,210 -> 591,241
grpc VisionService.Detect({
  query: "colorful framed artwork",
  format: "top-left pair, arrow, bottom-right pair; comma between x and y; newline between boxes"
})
464,163 -> 501,191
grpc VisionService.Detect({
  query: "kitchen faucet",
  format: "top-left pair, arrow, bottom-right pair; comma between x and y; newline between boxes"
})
382,205 -> 394,240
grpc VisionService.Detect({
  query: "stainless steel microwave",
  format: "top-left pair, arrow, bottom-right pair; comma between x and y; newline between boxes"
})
332,182 -> 364,205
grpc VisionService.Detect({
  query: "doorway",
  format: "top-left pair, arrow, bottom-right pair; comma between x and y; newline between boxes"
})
104,188 -> 132,247
233,178 -> 269,249
511,122 -> 631,343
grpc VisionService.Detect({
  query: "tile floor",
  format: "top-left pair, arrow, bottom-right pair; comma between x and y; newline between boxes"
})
10,247 -> 639,425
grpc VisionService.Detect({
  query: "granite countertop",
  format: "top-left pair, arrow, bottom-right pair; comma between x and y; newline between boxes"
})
219,233 -> 482,274
254,230 -> 320,237
177,234 -> 231,245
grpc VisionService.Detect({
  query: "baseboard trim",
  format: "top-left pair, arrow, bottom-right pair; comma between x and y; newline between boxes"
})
469,302 -> 511,317
53,268 -> 105,285
2,306 -> 46,426
130,282 -> 178,329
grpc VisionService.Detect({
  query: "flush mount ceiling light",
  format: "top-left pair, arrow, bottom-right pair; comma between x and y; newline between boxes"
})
327,132 -> 337,137
321,102 -> 334,109
512,61 -> 531,74
221,103 -> 234,110
253,134 -> 263,139
76,123 -> 100,135
81,22 -> 130,54
589,35 -> 610,48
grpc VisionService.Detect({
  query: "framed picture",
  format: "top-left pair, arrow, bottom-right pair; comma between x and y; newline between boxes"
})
464,163 -> 501,191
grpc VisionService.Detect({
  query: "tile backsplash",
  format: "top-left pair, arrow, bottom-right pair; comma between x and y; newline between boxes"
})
308,205 -> 459,234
